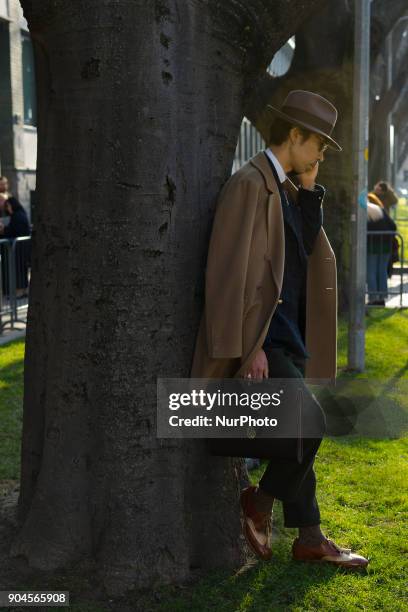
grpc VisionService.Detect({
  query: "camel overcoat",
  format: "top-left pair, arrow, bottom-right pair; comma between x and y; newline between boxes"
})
191,151 -> 337,382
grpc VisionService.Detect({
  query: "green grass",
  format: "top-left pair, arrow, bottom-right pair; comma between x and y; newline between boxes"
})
394,199 -> 408,221
0,338 -> 24,480
147,311 -> 408,611
0,315 -> 407,611
394,200 -> 408,264
335,310 -> 408,439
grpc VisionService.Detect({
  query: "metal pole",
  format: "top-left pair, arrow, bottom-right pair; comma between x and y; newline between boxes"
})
386,31 -> 393,183
348,0 -> 370,371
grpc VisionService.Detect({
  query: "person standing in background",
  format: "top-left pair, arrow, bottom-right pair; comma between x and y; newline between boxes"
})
366,195 -> 396,306
0,176 -> 11,217
0,197 -> 30,238
0,197 -> 31,297
373,181 -> 398,214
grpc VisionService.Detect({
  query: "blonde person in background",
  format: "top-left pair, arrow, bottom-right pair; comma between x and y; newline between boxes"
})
0,176 -> 11,217
373,181 -> 398,214
367,192 -> 397,306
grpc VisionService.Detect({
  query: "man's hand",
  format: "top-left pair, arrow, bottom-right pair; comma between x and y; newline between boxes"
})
244,348 -> 269,379
296,161 -> 319,191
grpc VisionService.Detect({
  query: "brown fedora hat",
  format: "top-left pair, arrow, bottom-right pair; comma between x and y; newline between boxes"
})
267,90 -> 342,151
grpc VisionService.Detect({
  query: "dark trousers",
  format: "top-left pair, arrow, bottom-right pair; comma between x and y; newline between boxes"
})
258,348 -> 324,528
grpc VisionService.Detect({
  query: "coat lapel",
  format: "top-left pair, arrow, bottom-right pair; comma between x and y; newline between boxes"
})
252,152 -> 305,257
249,153 -> 285,291
249,152 -> 278,193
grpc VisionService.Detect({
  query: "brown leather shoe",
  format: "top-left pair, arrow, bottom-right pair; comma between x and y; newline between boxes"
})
292,537 -> 369,568
240,486 -> 273,560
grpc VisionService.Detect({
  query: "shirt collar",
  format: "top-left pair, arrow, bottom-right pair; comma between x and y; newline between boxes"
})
265,148 -> 287,184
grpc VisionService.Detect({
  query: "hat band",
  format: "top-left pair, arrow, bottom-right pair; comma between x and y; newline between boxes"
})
281,106 -> 333,135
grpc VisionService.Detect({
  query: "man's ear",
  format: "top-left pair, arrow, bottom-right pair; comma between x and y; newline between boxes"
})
289,126 -> 300,145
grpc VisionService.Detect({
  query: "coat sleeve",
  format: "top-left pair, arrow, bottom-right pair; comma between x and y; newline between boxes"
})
205,176 -> 260,359
298,184 -> 324,255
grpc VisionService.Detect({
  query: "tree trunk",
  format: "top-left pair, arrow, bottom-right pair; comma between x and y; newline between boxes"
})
369,25 -> 408,184
13,0 -> 322,596
395,101 -> 408,174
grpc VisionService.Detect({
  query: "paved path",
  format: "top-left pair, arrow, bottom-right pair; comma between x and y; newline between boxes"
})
0,306 -> 27,346
385,272 -> 408,308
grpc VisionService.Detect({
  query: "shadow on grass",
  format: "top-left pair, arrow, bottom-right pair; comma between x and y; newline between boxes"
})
364,308 -> 402,327
0,541 -> 357,612
315,379 -> 408,440
379,361 -> 408,387
340,308 -> 408,341
139,550 -> 366,612
0,359 -> 25,389
0,355 -> 25,481
232,557 -> 363,612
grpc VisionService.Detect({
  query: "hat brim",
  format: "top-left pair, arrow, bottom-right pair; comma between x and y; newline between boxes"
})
267,105 -> 342,152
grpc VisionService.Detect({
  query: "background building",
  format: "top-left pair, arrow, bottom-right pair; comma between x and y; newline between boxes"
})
0,0 -> 36,219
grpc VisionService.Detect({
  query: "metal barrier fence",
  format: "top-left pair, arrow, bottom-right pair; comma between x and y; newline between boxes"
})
366,231 -> 405,307
233,117 -> 265,172
0,236 -> 31,333
394,219 -> 408,266
392,204 -> 408,266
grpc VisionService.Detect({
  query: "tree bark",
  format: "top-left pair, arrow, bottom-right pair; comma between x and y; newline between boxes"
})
395,98 -> 408,174
397,127 -> 408,175
369,14 -> 408,184
13,0 -> 323,596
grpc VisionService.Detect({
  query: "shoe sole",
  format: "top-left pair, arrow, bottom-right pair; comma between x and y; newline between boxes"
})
242,520 -> 272,560
240,496 -> 272,561
292,557 -> 369,569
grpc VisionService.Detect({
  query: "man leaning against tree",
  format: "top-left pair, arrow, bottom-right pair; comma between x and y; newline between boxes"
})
191,90 -> 369,568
